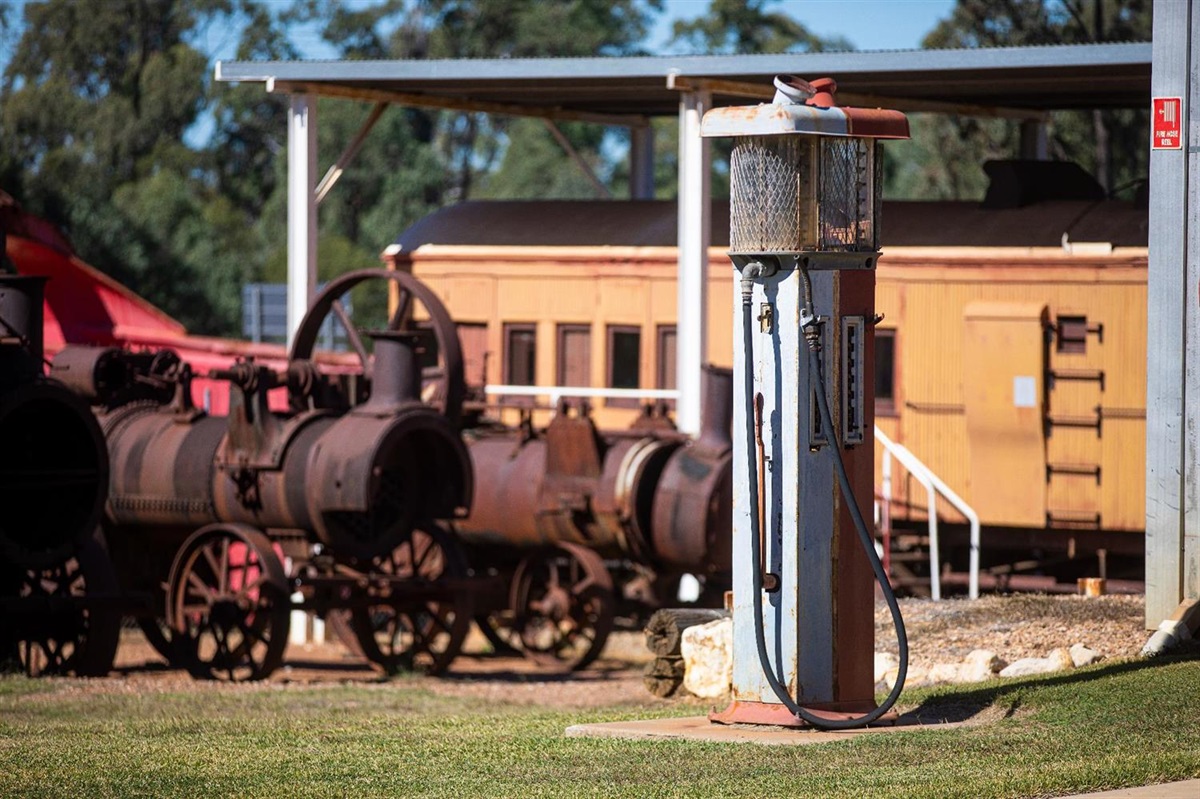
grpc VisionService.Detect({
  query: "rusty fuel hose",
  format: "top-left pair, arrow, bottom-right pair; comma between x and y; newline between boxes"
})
740,266 -> 908,730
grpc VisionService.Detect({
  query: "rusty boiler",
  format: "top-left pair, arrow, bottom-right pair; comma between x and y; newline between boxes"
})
0,274 -> 118,678
456,365 -> 733,579
0,275 -> 108,569
48,268 -> 481,681
54,331 -> 471,562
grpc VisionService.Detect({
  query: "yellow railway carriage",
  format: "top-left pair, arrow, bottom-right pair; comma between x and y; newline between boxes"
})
386,195 -> 1149,586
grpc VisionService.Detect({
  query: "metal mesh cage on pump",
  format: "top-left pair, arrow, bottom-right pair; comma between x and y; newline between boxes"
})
729,136 -> 815,253
819,138 -> 877,251
729,135 -> 879,254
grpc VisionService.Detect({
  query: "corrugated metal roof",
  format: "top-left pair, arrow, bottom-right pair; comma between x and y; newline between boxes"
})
216,42 -> 1151,116
392,199 -> 1147,251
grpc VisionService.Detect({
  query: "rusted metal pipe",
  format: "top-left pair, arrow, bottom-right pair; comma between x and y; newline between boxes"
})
66,343 -> 471,562
649,365 -> 734,574
454,405 -> 677,560
362,331 -> 422,409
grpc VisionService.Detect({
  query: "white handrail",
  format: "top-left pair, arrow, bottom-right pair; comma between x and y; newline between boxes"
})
484,384 -> 680,407
875,426 -> 981,600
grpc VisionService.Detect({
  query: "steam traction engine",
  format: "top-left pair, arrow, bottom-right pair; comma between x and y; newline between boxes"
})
55,269 -> 474,680
453,365 -> 734,670
50,265 -> 735,678
279,270 -> 735,673
0,275 -> 119,676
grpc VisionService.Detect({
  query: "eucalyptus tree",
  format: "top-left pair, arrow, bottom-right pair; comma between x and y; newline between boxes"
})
0,0 -> 252,332
889,0 -> 1152,200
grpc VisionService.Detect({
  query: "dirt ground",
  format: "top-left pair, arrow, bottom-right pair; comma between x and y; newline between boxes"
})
75,593 -> 1153,708
878,593 -> 1150,667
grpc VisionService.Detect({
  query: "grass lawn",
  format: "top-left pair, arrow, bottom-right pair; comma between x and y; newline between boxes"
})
1,653 -> 1199,798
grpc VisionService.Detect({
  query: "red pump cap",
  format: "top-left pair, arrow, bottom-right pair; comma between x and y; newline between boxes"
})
806,78 -> 838,108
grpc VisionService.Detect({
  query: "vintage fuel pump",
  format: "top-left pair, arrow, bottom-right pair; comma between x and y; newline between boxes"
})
702,76 -> 910,729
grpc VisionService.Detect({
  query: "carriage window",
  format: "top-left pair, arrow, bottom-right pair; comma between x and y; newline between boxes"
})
656,325 -> 677,410
657,325 -> 677,390
557,324 -> 591,387
504,324 -> 537,386
607,325 -> 641,407
875,329 -> 897,417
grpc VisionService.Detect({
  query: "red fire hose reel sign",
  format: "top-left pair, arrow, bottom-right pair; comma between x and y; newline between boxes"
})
1153,97 -> 1183,150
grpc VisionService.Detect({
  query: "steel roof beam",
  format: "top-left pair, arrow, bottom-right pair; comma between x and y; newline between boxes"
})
267,79 -> 650,128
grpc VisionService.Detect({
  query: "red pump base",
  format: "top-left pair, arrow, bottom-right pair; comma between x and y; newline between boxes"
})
709,699 -> 899,729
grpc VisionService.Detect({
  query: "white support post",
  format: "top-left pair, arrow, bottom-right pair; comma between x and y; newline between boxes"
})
1183,5 -> 1200,611
630,125 -> 655,199
1146,2 -> 1195,627
287,94 -> 318,348
676,91 -> 711,438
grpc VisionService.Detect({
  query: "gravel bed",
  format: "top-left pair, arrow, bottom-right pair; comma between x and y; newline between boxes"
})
875,593 -> 1149,668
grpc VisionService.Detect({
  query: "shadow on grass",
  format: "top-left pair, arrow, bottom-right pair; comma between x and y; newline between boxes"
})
900,642 -> 1200,725
439,654 -> 635,684
113,656 -> 388,682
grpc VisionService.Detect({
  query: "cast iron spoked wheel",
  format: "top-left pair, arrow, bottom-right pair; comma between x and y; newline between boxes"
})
472,610 -> 522,657
510,542 -> 615,671
287,268 -> 466,424
350,524 -> 471,676
136,616 -> 181,663
166,524 -> 290,682
0,530 -> 120,677
135,558 -> 188,664
323,603 -> 363,658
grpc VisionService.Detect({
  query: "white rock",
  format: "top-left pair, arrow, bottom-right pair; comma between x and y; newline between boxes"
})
999,650 -> 1074,678
874,652 -> 898,684
884,662 -> 927,690
680,617 -> 733,698
1069,643 -> 1104,667
999,657 -> 1056,677
1048,647 -> 1075,671
960,649 -> 1006,682
927,662 -> 962,683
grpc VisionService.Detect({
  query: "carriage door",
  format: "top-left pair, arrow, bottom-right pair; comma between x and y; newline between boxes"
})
962,302 -> 1048,527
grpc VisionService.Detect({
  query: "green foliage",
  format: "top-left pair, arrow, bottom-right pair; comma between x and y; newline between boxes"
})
291,0 -> 667,214
313,100 -> 444,252
0,0 -> 258,334
476,119 -> 610,200
261,232 -> 380,284
669,0 -> 851,54
923,0 -> 1150,49
886,115 -> 1016,201
384,0 -> 664,60
896,0 -> 1152,201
